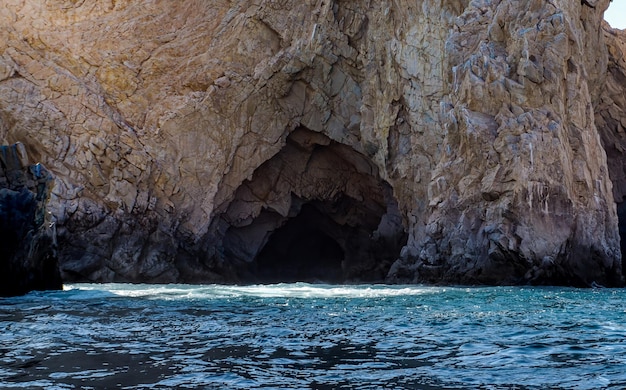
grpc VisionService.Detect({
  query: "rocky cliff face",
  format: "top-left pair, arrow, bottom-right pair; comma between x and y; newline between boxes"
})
597,25 -> 626,280
0,0 -> 624,286
0,143 -> 61,296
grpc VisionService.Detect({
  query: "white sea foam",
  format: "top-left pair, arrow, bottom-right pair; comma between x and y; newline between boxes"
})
64,283 -> 442,300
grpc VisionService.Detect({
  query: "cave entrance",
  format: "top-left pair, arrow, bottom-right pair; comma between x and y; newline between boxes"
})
213,127 -> 407,284
255,204 -> 345,283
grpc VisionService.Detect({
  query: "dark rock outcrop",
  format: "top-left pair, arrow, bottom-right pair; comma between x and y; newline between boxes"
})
0,143 -> 61,297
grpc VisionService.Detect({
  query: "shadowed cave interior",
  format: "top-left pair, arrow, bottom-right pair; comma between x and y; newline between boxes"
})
213,127 -> 407,284
255,204 -> 346,283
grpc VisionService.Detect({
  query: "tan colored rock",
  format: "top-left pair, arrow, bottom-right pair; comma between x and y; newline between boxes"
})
0,0 -> 623,285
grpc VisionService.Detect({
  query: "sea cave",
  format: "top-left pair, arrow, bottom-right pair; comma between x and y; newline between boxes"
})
211,127 -> 407,284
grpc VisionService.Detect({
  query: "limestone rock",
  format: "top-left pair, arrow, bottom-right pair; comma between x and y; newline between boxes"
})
0,143 -> 61,297
0,0 -> 624,286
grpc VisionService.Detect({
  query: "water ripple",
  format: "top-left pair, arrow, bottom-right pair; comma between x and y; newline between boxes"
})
1,284 -> 626,389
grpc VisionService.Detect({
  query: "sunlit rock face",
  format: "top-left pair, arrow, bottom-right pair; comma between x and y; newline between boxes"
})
0,0 -> 623,286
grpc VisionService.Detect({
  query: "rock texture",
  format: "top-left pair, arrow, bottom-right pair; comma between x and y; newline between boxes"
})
0,143 -> 61,297
597,25 -> 626,280
0,0 -> 624,286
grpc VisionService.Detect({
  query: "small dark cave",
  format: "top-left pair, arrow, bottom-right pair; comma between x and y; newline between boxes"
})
212,127 -> 408,284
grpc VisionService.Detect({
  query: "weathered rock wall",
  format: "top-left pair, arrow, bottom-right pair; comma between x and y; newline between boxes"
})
390,0 -> 621,286
0,143 -> 61,296
596,25 -> 626,278
0,0 -> 623,286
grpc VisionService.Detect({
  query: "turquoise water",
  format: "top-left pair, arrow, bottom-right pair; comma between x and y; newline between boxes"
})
1,284 -> 626,389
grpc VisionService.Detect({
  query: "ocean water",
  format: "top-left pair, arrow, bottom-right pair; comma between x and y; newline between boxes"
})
1,284 -> 625,389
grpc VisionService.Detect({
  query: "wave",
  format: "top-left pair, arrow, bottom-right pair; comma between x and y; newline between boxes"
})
63,283 -> 447,300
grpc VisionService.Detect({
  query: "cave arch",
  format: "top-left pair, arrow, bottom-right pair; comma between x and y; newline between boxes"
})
213,127 -> 407,283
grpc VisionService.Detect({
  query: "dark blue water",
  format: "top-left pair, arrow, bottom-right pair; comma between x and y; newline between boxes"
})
1,284 -> 625,389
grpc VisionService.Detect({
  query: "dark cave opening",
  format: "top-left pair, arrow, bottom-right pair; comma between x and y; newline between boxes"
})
254,204 -> 345,283
213,127 -> 407,284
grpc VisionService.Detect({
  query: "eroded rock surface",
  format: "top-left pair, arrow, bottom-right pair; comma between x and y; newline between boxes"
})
596,25 -> 626,280
0,0 -> 624,286
0,143 -> 61,296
